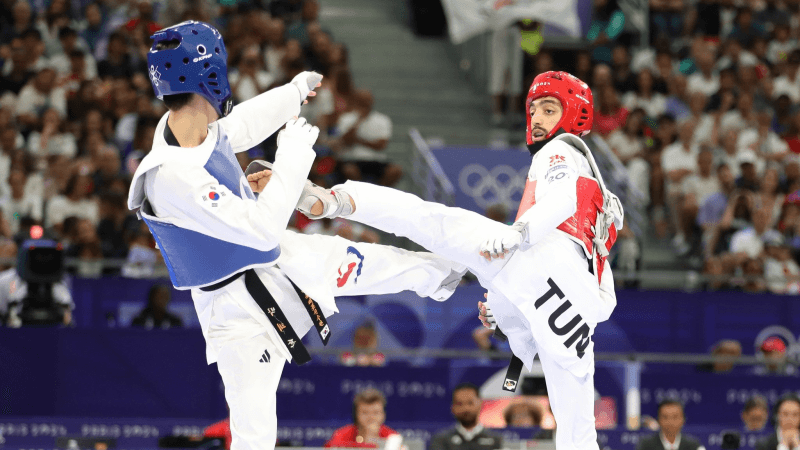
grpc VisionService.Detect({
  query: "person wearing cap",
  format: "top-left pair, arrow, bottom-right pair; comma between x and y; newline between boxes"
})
763,230 -> 800,294
736,148 -> 763,192
754,337 -> 797,376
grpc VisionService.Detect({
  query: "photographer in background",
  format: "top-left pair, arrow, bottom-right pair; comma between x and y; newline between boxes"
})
4,239 -> 73,327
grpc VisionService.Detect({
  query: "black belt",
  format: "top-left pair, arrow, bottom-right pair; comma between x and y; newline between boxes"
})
493,328 -> 524,392
200,269 -> 331,364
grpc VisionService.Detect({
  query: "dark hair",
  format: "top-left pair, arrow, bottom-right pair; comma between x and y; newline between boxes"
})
20,28 -> 42,41
503,403 -> 543,426
162,93 -> 194,111
108,31 -> 127,45
743,395 -> 769,414
147,284 -> 171,307
58,27 -> 77,39
657,399 -> 685,416
452,383 -> 480,402
774,393 -> 800,427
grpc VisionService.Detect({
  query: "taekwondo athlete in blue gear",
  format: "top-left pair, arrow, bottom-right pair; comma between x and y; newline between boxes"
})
127,21 -> 466,450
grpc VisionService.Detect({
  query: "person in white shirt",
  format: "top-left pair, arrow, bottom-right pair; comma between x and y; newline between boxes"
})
687,47 -> 720,97
14,67 -> 67,130
45,171 -> 99,232
662,121 -> 701,252
1,170 -> 43,234
636,400 -> 705,450
621,69 -> 667,118
685,91 -> 714,146
767,23 -> 797,65
0,239 -> 18,324
662,120 -> 700,194
678,149 -> 721,254
334,89 -> 402,187
755,395 -> 800,450
717,128 -> 743,178
605,108 -> 650,202
720,92 -> 758,134
25,108 -> 78,158
48,27 -> 97,79
762,231 -> 800,294
229,45 -> 276,103
729,206 -> 771,263
263,18 -> 288,81
738,111 -> 791,164
773,50 -> 800,103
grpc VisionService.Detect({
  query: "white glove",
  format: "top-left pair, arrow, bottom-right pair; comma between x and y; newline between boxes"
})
290,71 -> 323,99
277,117 -> 319,149
480,221 -> 528,260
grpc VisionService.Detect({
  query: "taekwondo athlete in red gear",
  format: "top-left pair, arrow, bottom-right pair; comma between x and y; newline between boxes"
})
296,71 -> 623,450
127,21 -> 465,450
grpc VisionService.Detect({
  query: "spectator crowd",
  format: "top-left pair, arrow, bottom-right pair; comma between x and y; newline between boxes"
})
571,0 -> 800,293
0,0 -> 393,281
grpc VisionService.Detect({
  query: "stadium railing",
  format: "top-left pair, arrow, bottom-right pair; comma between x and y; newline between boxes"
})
409,128 -> 456,206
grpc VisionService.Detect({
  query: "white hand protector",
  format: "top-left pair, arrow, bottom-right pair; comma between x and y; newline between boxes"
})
478,300 -> 497,330
291,71 -> 323,99
480,221 -> 528,260
277,117 -> 319,149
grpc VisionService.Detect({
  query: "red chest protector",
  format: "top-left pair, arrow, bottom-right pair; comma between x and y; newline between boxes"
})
515,177 -> 618,284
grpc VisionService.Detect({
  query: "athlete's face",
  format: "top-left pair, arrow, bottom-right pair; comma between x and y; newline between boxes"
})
529,96 -> 563,142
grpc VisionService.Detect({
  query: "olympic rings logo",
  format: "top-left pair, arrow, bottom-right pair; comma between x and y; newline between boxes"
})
457,163 -> 530,209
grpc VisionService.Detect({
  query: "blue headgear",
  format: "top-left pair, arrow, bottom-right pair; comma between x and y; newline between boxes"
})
147,21 -> 233,117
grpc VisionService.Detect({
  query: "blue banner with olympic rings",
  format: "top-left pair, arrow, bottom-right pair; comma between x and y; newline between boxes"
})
431,147 -> 531,222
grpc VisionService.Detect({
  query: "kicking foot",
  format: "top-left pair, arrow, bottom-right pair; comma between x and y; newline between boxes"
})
296,182 -> 355,219
429,263 -> 468,302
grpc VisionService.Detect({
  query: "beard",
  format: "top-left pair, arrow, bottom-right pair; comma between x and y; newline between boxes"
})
456,413 -> 479,429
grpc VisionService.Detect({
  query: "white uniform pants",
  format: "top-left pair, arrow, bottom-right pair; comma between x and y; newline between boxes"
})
194,232 -> 460,450
341,181 -> 600,450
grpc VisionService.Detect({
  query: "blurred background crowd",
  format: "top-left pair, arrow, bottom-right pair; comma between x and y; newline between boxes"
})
582,0 -> 800,294
0,0 -> 394,288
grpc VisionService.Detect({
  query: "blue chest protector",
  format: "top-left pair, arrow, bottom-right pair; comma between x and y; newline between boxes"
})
139,125 -> 281,290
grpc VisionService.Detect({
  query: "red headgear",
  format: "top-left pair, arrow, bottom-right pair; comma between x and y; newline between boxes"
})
526,71 -> 594,146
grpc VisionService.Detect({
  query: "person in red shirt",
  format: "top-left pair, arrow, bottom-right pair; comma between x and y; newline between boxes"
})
325,388 -> 399,448
203,417 -> 232,450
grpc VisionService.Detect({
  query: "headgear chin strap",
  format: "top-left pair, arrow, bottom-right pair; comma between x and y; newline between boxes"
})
527,128 -> 566,156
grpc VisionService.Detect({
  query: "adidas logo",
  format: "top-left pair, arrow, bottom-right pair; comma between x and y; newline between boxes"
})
259,349 -> 270,363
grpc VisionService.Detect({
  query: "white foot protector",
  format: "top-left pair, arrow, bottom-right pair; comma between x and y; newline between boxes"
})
429,263 -> 469,302
296,182 -> 354,219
